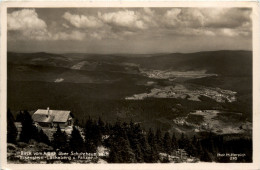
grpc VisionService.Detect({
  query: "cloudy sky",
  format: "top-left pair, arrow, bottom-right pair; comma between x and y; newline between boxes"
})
7,8 -> 252,54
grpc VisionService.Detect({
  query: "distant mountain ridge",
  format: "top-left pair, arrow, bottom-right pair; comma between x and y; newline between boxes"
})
8,50 -> 252,77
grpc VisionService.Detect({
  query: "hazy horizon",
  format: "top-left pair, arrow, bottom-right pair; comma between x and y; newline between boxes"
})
7,49 -> 252,55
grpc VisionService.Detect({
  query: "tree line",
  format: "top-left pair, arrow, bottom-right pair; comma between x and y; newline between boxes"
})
7,109 -> 252,163
7,109 -> 50,145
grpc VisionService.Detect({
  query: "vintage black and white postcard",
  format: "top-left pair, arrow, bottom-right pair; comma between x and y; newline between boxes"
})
0,1 -> 260,170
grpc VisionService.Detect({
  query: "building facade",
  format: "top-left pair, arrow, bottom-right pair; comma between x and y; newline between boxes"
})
32,107 -> 73,128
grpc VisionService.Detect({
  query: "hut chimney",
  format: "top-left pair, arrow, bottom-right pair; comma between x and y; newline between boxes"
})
47,107 -> 50,117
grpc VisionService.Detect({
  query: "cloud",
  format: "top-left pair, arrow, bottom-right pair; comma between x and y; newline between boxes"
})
162,8 -> 251,37
8,9 -> 47,31
8,9 -> 50,40
63,9 -> 155,33
220,28 -> 250,37
7,9 -> 88,41
143,7 -> 154,16
62,23 -> 70,28
164,8 -> 205,28
7,8 -> 252,43
221,28 -> 238,37
163,8 -> 251,29
63,12 -> 103,28
202,8 -> 251,29
98,10 -> 147,31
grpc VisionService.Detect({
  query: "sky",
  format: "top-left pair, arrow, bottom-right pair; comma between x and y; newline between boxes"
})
7,8 -> 252,54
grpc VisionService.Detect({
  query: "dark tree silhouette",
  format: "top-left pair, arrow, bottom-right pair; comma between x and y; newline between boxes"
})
200,149 -> 212,162
108,147 -> 119,163
7,109 -> 17,144
147,128 -> 155,147
108,136 -> 136,163
171,133 -> 178,150
188,135 -> 198,157
19,110 -> 38,143
16,111 -> 23,122
127,123 -> 144,162
84,117 -> 98,153
69,126 -> 85,152
147,128 -> 159,162
163,132 -> 172,154
98,117 -> 105,134
178,133 -> 190,150
155,128 -> 163,152
52,125 -> 67,150
106,121 -> 136,163
38,129 -> 50,145
92,120 -> 102,146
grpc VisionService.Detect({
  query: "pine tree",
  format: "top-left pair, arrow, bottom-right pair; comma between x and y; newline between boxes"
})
178,133 -> 185,149
196,139 -> 203,159
38,129 -> 50,145
16,111 -> 23,122
139,134 -> 151,163
129,123 -> 145,162
200,149 -> 212,162
178,133 -> 190,149
132,143 -> 143,162
189,135 -> 198,157
84,118 -> 97,152
147,128 -> 154,145
108,147 -> 119,163
192,135 -> 197,146
7,109 -> 18,144
208,131 -> 216,153
19,110 -> 35,143
163,132 -> 172,154
113,136 -> 136,163
52,125 -> 67,151
107,121 -> 136,163
92,120 -> 102,147
104,122 -> 111,135
113,120 -> 127,139
171,133 -> 178,150
217,135 -> 224,153
155,128 -> 163,152
147,147 -> 159,163
147,128 -> 159,162
69,126 -> 85,152
85,139 -> 97,153
98,117 -> 105,134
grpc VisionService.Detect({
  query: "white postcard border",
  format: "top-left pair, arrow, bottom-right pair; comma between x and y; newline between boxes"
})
1,1 -> 259,170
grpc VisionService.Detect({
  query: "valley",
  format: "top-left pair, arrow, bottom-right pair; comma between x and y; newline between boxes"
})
7,50 -> 252,137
